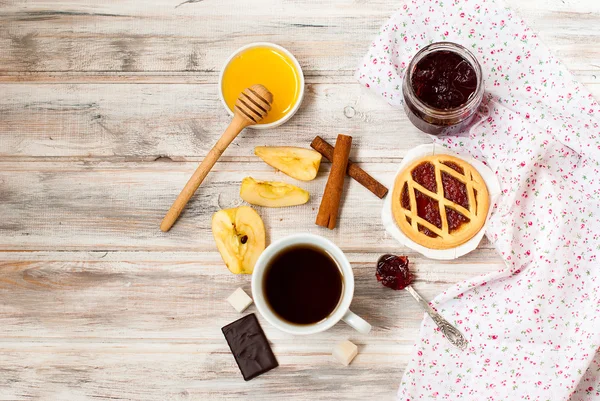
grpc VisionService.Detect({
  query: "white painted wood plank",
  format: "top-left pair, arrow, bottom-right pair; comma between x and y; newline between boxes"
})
0,0 -> 393,74
0,83 -> 429,159
1,82 -> 598,160
0,161 -> 500,251
0,341 -> 407,401
0,250 -> 503,339
0,250 -> 502,399
0,0 -> 598,74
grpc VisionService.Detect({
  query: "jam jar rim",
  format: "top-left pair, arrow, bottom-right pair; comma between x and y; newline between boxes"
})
403,41 -> 484,119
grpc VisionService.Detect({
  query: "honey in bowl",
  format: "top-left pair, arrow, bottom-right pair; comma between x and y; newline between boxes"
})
221,46 -> 302,125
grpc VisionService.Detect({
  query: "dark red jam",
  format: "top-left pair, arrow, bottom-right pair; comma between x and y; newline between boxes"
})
441,171 -> 468,209
401,183 -> 410,209
402,42 -> 483,136
376,254 -> 412,290
415,191 -> 441,237
441,161 -> 464,174
411,162 -> 437,192
446,207 -> 469,232
411,51 -> 477,110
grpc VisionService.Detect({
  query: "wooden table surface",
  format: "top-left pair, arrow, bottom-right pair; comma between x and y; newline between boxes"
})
1,0 -> 598,399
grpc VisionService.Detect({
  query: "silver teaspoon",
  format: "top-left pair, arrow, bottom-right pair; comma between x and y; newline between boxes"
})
376,254 -> 468,350
404,284 -> 468,350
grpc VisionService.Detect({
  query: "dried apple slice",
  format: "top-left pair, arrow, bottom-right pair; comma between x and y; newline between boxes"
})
254,146 -> 321,181
240,177 -> 309,207
211,206 -> 266,274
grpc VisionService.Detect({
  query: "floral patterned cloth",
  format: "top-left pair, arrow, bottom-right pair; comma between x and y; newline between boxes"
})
356,0 -> 600,399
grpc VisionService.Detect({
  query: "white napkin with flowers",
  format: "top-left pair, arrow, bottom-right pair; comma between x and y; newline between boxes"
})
356,0 -> 600,399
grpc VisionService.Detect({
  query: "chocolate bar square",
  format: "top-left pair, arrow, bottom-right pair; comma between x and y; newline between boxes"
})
221,313 -> 278,381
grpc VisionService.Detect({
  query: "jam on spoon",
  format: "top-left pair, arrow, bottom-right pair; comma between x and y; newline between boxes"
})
376,254 -> 412,290
376,254 -> 468,350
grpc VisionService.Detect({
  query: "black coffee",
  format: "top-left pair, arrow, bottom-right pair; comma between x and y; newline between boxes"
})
263,245 -> 343,325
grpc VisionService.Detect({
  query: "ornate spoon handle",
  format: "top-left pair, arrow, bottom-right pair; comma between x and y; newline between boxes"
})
405,285 -> 468,350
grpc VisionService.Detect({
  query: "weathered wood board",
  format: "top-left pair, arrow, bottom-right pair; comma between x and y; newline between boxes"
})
0,0 -> 598,399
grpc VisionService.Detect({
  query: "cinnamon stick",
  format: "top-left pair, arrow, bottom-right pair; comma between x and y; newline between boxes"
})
311,136 -> 388,199
316,134 -> 352,229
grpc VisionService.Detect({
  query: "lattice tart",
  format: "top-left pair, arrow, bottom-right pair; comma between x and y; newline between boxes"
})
392,154 -> 489,250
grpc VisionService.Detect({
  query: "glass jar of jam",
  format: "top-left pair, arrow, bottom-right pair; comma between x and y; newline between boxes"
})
402,42 -> 484,135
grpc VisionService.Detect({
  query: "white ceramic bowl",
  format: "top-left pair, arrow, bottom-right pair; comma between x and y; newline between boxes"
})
218,42 -> 305,130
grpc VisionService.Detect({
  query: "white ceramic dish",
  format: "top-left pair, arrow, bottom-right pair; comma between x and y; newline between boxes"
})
218,42 -> 305,130
381,143 -> 501,260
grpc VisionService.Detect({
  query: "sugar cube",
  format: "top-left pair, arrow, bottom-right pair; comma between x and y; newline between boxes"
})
332,340 -> 358,366
227,288 -> 253,313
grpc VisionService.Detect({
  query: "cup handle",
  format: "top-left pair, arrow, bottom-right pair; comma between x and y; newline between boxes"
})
342,310 -> 372,334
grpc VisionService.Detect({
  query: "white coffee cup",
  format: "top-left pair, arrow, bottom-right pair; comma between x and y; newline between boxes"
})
251,233 -> 372,335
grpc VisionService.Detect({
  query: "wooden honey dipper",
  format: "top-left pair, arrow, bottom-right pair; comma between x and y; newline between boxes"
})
160,84 -> 273,232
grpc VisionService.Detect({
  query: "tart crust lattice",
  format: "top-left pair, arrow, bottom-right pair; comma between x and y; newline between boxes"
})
392,154 -> 489,250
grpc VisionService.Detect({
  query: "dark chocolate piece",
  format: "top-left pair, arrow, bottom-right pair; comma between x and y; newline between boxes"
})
221,313 -> 278,381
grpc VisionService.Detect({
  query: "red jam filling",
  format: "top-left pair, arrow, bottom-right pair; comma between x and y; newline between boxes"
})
376,254 -> 412,290
415,191 -> 442,236
441,171 -> 469,209
411,51 -> 477,110
401,182 -> 410,209
446,207 -> 470,232
418,223 -> 438,238
411,162 -> 437,193
441,161 -> 464,174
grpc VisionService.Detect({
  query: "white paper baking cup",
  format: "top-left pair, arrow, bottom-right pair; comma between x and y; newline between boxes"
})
382,143 -> 501,260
